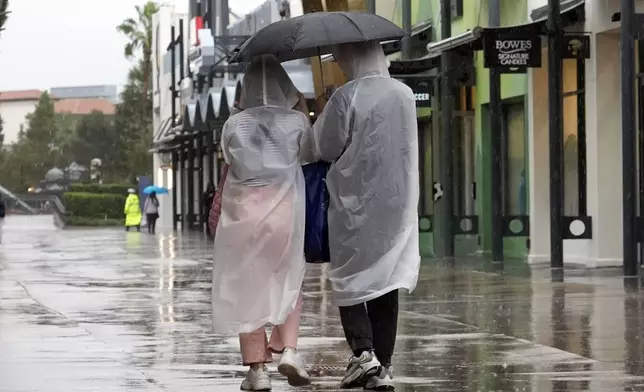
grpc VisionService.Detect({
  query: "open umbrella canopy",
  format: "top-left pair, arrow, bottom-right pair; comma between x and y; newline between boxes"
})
229,11 -> 405,63
143,185 -> 169,195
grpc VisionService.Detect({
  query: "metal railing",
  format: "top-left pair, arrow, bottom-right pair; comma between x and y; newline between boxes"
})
0,185 -> 37,214
48,195 -> 68,228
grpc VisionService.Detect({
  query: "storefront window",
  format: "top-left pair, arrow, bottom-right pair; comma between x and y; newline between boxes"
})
563,95 -> 579,215
503,104 -> 527,215
561,59 -> 586,216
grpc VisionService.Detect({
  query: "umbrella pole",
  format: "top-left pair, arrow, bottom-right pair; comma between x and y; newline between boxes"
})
319,57 -> 326,94
317,47 -> 329,102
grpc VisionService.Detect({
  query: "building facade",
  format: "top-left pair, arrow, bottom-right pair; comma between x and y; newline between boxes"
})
150,5 -> 190,230
150,0 -> 640,270
0,90 -> 42,146
150,0 -> 314,231
50,85 -> 118,104
527,0 -> 640,268
0,87 -> 118,148
342,0 -> 533,259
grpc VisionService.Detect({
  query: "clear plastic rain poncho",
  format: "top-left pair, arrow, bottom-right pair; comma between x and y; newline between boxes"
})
212,55 -> 310,334
301,41 -> 421,307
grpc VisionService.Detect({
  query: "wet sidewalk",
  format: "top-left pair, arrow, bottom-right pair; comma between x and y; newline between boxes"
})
1,215 -> 644,391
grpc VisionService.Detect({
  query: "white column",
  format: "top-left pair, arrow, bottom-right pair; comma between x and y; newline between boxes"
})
527,47 -> 552,263
528,31 -> 623,267
584,32 -> 623,267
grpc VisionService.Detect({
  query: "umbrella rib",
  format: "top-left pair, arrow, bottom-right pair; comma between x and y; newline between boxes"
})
340,13 -> 368,41
291,18 -> 305,52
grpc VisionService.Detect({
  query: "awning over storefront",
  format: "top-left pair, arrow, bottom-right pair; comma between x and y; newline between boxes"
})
382,20 -> 433,55
388,54 -> 440,76
199,91 -> 210,122
153,117 -> 174,144
208,89 -> 223,119
223,85 -> 236,111
530,0 -> 584,22
186,102 -> 200,129
426,0 -> 585,58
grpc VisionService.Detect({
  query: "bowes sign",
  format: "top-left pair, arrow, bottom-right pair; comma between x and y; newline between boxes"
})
484,34 -> 541,73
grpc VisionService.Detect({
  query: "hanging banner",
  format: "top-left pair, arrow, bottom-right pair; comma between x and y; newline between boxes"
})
483,33 -> 542,73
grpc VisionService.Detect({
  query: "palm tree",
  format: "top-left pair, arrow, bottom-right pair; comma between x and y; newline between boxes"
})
0,0 -> 9,36
117,1 -> 159,104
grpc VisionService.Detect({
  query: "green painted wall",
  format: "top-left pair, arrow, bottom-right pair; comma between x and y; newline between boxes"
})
379,0 -> 530,259
474,0 -> 530,258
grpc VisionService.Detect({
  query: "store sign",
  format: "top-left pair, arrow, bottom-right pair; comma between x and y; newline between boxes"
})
414,92 -> 431,106
484,34 -> 541,73
407,79 -> 432,107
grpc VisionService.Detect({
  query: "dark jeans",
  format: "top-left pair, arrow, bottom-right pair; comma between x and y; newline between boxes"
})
125,225 -> 140,232
338,289 -> 399,367
146,213 -> 158,234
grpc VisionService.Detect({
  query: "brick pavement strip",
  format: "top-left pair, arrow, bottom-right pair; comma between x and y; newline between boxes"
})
1,215 -> 644,391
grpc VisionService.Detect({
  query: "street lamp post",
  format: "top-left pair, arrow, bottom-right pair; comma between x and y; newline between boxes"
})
547,0 -> 564,269
489,0 -> 504,263
621,0 -> 638,275
438,0 -> 455,257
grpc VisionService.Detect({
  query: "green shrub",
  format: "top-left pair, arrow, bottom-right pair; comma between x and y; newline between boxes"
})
68,183 -> 134,195
66,216 -> 123,227
64,192 -> 126,220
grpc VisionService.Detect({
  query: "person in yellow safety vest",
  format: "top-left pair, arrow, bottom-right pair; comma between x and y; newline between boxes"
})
124,188 -> 142,232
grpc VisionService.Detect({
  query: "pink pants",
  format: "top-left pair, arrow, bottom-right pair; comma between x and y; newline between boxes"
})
239,293 -> 303,365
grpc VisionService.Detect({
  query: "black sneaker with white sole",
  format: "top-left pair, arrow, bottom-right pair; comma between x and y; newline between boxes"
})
340,351 -> 381,389
364,366 -> 395,390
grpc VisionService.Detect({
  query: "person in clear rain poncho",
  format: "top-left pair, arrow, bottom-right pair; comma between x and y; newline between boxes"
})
211,55 -> 311,391
301,40 -> 421,390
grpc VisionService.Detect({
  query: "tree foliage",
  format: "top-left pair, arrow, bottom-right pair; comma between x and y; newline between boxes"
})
70,111 -> 124,174
0,92 -> 60,191
0,0 -> 9,37
115,59 -> 154,178
0,2 -> 158,193
114,1 -> 158,180
117,1 -> 159,106
0,113 -> 4,147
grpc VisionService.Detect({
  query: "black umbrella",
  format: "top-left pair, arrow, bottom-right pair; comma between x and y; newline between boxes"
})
228,11 -> 406,63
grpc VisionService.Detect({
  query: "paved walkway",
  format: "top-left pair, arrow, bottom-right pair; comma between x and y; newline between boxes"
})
1,215 -> 644,391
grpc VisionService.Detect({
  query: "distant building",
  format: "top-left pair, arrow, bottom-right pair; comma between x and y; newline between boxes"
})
0,88 -> 117,148
0,89 -> 44,146
50,85 -> 118,104
54,98 -> 116,116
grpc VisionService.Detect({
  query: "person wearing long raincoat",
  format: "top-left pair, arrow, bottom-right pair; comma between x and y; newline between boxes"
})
124,188 -> 142,231
211,55 -> 311,391
300,40 -> 420,390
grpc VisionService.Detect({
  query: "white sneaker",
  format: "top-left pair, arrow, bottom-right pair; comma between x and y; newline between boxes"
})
277,348 -> 311,386
340,351 -> 381,389
240,366 -> 272,391
364,366 -> 395,390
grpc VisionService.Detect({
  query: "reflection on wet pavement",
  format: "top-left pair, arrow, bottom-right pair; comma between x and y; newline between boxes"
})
2,216 -> 644,391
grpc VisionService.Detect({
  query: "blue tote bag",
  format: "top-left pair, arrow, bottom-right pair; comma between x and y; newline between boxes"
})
302,162 -> 330,263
